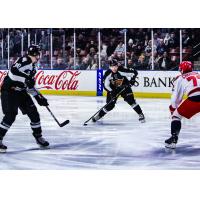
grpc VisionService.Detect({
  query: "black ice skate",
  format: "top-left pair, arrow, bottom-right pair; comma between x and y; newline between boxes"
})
92,115 -> 101,122
165,135 -> 178,149
139,113 -> 145,123
35,137 -> 49,148
0,140 -> 7,153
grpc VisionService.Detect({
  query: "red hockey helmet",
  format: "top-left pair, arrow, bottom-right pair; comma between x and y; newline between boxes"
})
179,61 -> 193,74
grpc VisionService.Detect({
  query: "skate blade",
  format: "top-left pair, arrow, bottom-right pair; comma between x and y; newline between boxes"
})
165,143 -> 176,149
0,149 -> 7,153
38,146 -> 50,150
37,144 -> 50,149
139,119 -> 146,123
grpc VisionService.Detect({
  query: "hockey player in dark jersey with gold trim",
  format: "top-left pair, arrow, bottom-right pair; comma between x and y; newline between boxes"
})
0,45 -> 49,152
92,59 -> 145,123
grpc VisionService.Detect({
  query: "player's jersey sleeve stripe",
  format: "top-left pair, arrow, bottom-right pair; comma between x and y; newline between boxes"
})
104,72 -> 112,92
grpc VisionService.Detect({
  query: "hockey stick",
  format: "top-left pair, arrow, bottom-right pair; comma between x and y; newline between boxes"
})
83,86 -> 127,126
46,106 -> 70,127
32,88 -> 70,127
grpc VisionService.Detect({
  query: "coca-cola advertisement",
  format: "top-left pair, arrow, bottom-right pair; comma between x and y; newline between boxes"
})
0,70 -> 97,91
35,70 -> 80,90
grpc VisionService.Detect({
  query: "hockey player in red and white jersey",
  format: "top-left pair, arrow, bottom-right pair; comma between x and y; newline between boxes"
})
165,61 -> 200,149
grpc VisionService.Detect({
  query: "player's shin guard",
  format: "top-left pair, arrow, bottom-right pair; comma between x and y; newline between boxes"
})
92,108 -> 107,122
31,122 -> 42,138
131,104 -> 145,122
165,119 -> 181,149
0,114 -> 16,140
0,123 -> 10,140
0,114 -> 15,152
171,120 -> 181,136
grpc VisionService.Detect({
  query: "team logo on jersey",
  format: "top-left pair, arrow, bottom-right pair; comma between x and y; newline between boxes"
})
111,79 -> 124,87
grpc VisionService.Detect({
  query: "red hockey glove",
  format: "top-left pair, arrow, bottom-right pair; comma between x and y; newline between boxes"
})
169,105 -> 176,115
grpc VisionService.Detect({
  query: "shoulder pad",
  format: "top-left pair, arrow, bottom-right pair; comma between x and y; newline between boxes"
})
174,75 -> 181,81
22,57 -> 28,62
103,69 -> 112,78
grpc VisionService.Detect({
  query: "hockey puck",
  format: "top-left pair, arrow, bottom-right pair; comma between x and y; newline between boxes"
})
83,123 -> 88,126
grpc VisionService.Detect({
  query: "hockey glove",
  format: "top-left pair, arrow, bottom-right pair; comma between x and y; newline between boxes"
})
129,76 -> 136,86
35,94 -> 49,106
169,105 -> 176,115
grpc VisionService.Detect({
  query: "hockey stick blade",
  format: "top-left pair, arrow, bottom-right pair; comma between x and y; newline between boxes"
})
60,120 -> 70,127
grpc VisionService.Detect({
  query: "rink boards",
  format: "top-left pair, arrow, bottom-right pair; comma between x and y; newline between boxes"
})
0,69 -> 180,98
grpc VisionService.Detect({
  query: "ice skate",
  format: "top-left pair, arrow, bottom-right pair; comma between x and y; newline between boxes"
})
35,137 -> 49,148
139,113 -> 145,123
165,135 -> 178,149
0,140 -> 7,153
92,114 -> 101,123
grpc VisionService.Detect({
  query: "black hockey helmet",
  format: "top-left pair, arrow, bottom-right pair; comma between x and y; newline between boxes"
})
109,59 -> 118,66
28,44 -> 41,56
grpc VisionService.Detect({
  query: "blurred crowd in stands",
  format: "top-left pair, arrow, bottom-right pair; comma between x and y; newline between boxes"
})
1,28 -> 200,70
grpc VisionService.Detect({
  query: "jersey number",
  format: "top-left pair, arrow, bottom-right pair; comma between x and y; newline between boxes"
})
187,75 -> 200,86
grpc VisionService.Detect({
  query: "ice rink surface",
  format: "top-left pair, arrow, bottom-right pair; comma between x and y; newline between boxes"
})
1,95 -> 200,170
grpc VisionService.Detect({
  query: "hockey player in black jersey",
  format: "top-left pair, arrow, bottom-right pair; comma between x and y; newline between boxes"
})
0,45 -> 49,152
92,59 -> 145,123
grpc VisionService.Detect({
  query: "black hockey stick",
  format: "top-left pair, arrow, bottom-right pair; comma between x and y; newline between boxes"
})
32,88 -> 70,127
83,86 -> 127,126
46,106 -> 70,127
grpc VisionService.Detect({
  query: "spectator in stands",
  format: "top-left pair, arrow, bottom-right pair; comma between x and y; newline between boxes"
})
182,30 -> 192,48
77,33 -> 87,50
143,35 -> 149,47
13,30 -> 21,57
100,43 -> 108,59
164,33 -> 170,46
145,40 -> 157,58
114,41 -> 125,53
136,53 -> 149,70
148,52 -> 158,69
168,32 -> 178,48
87,54 -> 98,70
88,40 -> 98,52
127,59 -> 135,69
153,33 -> 160,47
68,57 -> 74,69
130,51 -> 139,64
101,59 -> 109,69
106,40 -> 116,57
157,39 -> 167,55
117,52 -> 125,67
53,57 -> 67,69
80,57 -> 89,70
155,51 -> 172,70
134,43 -> 143,57
127,38 -> 134,53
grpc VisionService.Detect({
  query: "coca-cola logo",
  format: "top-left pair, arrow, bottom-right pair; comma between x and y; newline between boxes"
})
0,70 -> 81,90
0,71 -> 8,87
35,70 -> 81,90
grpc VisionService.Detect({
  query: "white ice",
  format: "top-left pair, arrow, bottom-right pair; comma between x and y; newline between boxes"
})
1,95 -> 200,169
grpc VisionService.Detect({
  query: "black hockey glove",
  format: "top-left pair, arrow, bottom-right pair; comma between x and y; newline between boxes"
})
25,77 -> 35,88
129,76 -> 136,86
35,94 -> 49,106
